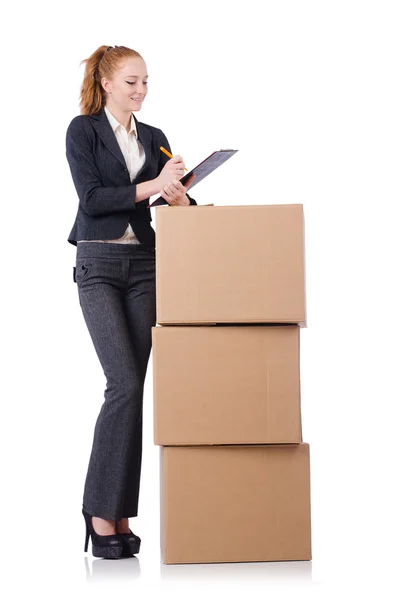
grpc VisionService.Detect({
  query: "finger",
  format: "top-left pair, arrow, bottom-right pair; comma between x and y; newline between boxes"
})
166,181 -> 181,194
163,186 -> 178,204
171,179 -> 184,190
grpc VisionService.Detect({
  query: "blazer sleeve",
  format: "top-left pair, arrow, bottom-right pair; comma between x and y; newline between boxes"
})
66,117 -> 139,217
157,130 -> 197,206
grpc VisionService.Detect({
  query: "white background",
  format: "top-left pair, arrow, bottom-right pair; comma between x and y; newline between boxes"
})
2,0 -> 397,598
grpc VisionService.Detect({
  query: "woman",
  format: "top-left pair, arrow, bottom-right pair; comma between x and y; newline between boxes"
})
66,44 -> 197,559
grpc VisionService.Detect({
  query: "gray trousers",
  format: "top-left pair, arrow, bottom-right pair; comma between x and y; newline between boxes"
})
74,241 -> 156,521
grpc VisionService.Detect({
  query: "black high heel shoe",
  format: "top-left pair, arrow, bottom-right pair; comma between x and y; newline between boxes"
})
82,507 -> 124,559
119,528 -> 141,557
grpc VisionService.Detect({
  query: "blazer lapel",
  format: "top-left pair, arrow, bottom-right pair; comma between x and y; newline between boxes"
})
132,112 -> 152,180
89,107 -> 152,175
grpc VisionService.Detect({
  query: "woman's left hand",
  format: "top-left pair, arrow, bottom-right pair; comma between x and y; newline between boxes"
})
161,174 -> 196,206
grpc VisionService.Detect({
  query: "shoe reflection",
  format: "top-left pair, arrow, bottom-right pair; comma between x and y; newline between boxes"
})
84,555 -> 141,583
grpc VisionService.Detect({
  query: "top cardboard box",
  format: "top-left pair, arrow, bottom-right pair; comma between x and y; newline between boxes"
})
155,204 -> 307,327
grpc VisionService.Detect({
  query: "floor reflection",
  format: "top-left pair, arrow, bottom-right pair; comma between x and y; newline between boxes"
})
83,555 -> 141,583
160,558 -> 312,582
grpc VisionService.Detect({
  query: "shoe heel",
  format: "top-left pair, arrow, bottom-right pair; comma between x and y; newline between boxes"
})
84,520 -> 90,552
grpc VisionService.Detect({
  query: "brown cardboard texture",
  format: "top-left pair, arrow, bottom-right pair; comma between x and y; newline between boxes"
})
160,443 -> 312,564
153,325 -> 302,445
155,204 -> 307,326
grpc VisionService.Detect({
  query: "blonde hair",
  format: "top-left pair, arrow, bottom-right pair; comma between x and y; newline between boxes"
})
78,45 -> 143,115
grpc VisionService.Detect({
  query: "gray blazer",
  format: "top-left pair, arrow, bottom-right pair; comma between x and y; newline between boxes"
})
65,106 -> 197,247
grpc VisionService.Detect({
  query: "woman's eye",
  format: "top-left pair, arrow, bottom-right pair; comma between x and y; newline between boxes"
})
126,82 -> 148,85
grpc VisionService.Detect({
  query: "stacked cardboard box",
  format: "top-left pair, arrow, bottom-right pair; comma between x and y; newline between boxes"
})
152,204 -> 312,565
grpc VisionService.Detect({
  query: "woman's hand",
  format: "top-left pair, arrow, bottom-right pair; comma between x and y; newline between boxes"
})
160,174 -> 196,206
156,155 -> 186,190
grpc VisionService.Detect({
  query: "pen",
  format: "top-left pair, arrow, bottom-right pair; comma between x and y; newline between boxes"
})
160,146 -> 188,171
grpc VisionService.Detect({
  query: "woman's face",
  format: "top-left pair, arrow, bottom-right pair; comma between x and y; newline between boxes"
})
102,57 -> 148,112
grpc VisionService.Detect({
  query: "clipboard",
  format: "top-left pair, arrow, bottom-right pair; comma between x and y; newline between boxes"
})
148,149 -> 238,207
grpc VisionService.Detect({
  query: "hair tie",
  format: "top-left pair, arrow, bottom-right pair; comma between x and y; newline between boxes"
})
106,46 -> 113,52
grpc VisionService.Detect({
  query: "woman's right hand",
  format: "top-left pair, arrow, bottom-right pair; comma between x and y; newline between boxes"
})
156,155 -> 186,190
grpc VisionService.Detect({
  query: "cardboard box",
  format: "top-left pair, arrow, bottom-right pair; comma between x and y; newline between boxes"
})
153,325 -> 302,445
160,443 -> 312,564
155,204 -> 307,327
